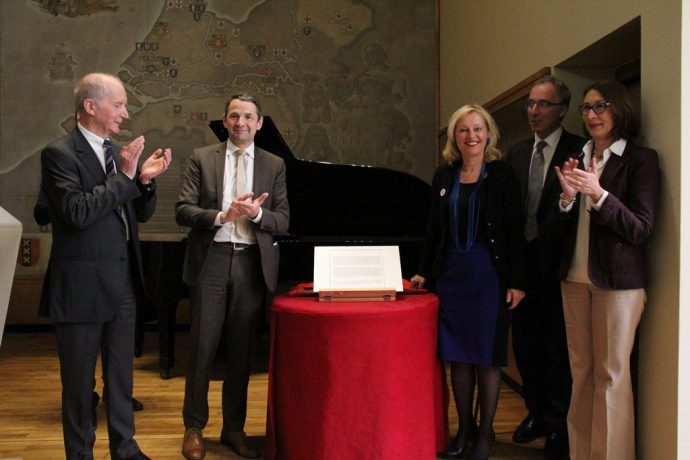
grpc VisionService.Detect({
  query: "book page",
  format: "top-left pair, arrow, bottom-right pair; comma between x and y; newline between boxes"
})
313,246 -> 403,292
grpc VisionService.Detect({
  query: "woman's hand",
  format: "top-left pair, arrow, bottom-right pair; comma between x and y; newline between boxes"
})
554,157 -> 579,202
561,156 -> 605,202
506,288 -> 525,310
410,274 -> 426,289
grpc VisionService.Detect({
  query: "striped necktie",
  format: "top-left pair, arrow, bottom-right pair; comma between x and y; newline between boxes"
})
103,139 -> 130,239
103,139 -> 116,177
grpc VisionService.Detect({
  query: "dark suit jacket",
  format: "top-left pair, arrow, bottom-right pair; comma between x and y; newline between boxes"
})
175,142 -> 290,292
417,159 -> 526,293
38,128 -> 156,322
505,129 -> 585,277
34,188 -> 52,226
559,142 -> 660,289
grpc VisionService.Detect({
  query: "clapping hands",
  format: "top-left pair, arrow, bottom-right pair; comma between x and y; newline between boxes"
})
117,135 -> 172,183
555,156 -> 605,203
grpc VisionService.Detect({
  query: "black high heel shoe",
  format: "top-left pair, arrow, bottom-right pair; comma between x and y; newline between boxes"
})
469,428 -> 495,460
446,424 -> 477,459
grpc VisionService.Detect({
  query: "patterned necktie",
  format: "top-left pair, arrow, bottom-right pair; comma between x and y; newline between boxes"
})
103,139 -> 130,238
233,149 -> 251,238
524,140 -> 547,241
103,139 -> 116,178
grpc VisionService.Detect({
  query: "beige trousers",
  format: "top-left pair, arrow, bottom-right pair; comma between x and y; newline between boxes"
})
561,281 -> 645,460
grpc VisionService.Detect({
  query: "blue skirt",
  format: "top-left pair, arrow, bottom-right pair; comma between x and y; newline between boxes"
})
436,243 -> 503,366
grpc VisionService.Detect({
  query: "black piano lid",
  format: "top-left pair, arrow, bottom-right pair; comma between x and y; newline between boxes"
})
208,116 -> 431,239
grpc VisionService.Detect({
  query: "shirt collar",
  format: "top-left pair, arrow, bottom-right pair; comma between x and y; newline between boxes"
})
534,126 -> 563,150
608,138 -> 627,157
78,122 -> 106,146
226,141 -> 255,159
582,137 -> 627,158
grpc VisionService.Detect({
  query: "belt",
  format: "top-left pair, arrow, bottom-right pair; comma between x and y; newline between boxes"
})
212,241 -> 257,251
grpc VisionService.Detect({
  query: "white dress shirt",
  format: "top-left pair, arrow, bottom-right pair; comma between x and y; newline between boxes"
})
78,123 -> 132,239
214,142 -> 262,244
78,123 -> 124,177
529,126 -> 563,185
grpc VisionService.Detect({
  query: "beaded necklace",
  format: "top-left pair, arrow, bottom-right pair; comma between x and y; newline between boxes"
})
450,161 -> 486,253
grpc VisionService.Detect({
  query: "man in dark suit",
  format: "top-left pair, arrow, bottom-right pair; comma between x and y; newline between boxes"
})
34,190 -> 145,419
176,94 -> 289,460
505,75 -> 584,460
39,72 -> 172,460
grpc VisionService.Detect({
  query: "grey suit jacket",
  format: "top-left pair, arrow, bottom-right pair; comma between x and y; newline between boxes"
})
38,128 -> 156,322
175,142 -> 290,292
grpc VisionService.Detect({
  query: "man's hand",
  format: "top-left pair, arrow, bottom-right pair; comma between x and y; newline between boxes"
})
139,147 -> 172,184
219,192 -> 268,223
232,192 -> 269,219
118,135 -> 146,179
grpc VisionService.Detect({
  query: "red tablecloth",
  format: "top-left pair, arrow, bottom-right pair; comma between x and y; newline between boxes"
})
265,293 -> 447,460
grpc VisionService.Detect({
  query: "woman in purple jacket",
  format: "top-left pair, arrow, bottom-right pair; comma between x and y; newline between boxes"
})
555,81 -> 660,460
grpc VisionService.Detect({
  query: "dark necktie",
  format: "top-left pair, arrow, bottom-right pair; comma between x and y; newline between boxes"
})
103,139 -> 130,239
524,140 -> 547,241
103,139 -> 116,178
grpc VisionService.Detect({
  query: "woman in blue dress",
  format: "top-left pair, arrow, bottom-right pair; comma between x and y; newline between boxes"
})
412,104 -> 526,460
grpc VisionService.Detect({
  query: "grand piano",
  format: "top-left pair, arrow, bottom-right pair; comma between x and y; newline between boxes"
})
144,116 -> 431,378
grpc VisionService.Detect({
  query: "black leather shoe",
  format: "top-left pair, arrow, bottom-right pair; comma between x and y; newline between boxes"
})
544,430 -> 569,460
124,451 -> 152,460
132,397 -> 144,412
446,423 -> 477,458
469,428 -> 495,460
513,414 -> 547,443
446,440 -> 467,458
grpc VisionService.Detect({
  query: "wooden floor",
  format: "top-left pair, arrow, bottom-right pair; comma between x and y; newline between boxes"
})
0,331 -> 545,459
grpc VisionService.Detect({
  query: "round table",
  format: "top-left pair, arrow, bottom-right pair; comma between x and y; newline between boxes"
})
265,293 -> 447,460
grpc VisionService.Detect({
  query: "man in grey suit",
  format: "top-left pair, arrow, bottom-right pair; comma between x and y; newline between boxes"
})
505,75 -> 584,460
176,93 -> 289,460
39,72 -> 172,460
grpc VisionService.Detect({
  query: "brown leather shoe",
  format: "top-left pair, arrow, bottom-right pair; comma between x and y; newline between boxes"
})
220,430 -> 259,458
182,428 -> 206,460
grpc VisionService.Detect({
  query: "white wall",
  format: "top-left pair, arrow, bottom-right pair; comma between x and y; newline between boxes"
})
440,1 -> 684,458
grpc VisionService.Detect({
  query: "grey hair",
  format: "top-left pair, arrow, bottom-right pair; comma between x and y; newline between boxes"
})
533,74 -> 572,108
74,73 -> 120,115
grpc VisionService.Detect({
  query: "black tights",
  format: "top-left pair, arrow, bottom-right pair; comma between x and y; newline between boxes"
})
450,362 -> 501,457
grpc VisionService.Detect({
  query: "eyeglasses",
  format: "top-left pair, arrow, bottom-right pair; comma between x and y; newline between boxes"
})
578,102 -> 611,115
526,99 -> 566,109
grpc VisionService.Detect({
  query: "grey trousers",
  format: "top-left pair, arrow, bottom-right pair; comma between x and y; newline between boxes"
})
183,243 -> 264,432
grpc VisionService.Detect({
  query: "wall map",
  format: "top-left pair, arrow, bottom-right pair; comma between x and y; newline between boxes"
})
0,0 -> 437,234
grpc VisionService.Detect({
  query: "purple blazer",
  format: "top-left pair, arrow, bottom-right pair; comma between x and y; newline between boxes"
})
559,142 -> 660,289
